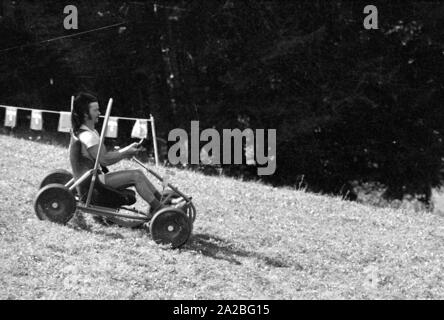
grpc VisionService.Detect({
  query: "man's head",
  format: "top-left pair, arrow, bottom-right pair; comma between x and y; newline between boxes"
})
72,92 -> 100,134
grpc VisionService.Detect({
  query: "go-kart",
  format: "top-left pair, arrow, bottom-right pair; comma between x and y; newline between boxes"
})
33,98 -> 196,249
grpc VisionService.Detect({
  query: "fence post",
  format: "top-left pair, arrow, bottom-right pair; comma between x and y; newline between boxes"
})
150,114 -> 160,166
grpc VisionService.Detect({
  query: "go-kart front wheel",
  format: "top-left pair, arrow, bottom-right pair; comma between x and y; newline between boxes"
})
34,183 -> 76,224
149,208 -> 191,249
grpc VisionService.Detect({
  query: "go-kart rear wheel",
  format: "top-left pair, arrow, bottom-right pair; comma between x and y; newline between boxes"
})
149,208 -> 191,249
34,183 -> 76,224
40,169 -> 76,196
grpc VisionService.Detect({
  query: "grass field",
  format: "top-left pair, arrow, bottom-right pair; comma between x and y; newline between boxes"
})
1,134 -> 444,299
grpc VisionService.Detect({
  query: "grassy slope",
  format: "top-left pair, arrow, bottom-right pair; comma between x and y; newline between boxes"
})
1,135 -> 444,299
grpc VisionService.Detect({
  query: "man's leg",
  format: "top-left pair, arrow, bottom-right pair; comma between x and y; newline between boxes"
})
104,170 -> 162,210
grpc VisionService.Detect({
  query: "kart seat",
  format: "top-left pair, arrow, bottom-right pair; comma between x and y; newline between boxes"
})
69,135 -> 136,208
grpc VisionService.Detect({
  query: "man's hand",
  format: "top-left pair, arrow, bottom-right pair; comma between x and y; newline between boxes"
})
124,142 -> 142,157
88,142 -> 144,166
124,143 -> 148,158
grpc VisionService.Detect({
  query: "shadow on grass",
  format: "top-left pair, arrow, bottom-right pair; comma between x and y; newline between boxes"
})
67,215 -> 299,269
187,233 -> 300,269
68,214 -> 127,240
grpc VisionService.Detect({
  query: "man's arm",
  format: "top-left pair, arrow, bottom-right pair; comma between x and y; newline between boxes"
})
87,143 -> 139,167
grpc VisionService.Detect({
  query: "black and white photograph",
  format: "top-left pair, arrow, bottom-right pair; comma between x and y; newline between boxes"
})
1,0 -> 444,304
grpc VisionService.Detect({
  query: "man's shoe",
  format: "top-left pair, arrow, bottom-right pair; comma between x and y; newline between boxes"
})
173,202 -> 188,213
171,197 -> 182,205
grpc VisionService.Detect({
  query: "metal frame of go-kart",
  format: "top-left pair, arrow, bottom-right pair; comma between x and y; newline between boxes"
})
35,98 -> 196,248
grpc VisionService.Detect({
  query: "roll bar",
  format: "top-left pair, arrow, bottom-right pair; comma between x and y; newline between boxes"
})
85,98 -> 113,206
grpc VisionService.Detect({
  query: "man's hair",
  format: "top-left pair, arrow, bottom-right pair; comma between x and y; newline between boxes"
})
71,92 -> 98,136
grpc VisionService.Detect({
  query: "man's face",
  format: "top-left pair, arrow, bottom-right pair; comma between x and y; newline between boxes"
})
88,102 -> 101,124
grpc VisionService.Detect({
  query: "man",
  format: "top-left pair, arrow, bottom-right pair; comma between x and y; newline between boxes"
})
71,92 -> 163,215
